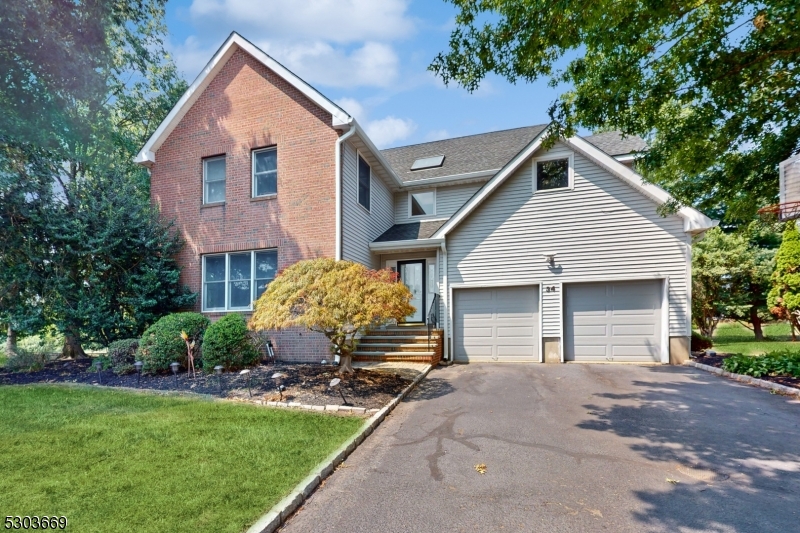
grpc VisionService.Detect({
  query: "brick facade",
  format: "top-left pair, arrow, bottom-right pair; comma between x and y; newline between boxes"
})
150,47 -> 340,362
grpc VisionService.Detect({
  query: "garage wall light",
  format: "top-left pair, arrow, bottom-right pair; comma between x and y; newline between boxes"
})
543,252 -> 558,265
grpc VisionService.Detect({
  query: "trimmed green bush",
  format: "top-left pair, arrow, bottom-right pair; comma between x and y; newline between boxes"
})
691,331 -> 713,351
108,338 -> 139,374
722,350 -> 800,378
202,313 -> 260,372
137,313 -> 209,373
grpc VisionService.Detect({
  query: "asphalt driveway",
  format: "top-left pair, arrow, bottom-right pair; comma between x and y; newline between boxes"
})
281,364 -> 800,533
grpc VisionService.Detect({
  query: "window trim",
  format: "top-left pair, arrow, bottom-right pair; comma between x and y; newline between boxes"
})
251,146 -> 278,198
202,249 -> 278,312
357,151 -> 371,212
407,189 -> 437,219
532,153 -> 574,194
202,155 -> 227,205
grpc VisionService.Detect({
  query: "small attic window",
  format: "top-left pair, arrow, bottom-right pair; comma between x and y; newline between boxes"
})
411,155 -> 445,171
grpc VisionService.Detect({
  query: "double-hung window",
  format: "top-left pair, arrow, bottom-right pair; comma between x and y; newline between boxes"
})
252,147 -> 277,197
203,156 -> 226,204
358,153 -> 371,211
202,250 -> 278,311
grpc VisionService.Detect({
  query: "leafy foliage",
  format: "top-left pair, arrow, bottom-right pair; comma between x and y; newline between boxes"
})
431,0 -> 800,223
722,351 -> 800,378
768,222 -> 800,337
691,331 -> 713,351
692,226 -> 776,337
108,338 -> 140,375
202,314 -> 260,372
137,313 -> 210,373
250,259 -> 414,374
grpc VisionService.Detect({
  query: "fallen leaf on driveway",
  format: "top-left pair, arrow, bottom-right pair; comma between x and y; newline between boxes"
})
475,463 -> 487,474
666,478 -> 679,484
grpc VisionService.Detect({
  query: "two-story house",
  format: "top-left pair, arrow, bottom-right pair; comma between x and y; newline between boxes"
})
135,33 -> 716,365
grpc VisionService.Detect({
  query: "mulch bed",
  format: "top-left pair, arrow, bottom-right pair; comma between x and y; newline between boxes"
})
0,360 -> 412,410
692,353 -> 800,391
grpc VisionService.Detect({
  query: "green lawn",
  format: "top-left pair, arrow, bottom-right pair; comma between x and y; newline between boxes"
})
712,321 -> 800,355
0,385 -> 363,533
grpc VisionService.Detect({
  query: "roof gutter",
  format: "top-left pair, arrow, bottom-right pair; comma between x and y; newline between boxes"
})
335,119 -> 356,260
368,238 -> 445,253
350,120 -> 405,190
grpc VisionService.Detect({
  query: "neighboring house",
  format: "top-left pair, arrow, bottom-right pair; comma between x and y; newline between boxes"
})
761,154 -> 800,221
135,33 -> 716,365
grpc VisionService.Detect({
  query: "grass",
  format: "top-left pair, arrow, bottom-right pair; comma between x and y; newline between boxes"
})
0,354 -> 6,368
712,321 -> 800,355
0,385 -> 363,533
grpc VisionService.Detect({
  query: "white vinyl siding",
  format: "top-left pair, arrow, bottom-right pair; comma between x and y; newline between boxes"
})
341,141 -> 393,268
541,283 -> 562,337
446,142 -> 691,338
394,183 -> 482,224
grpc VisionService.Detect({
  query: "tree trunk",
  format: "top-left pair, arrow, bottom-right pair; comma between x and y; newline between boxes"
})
338,353 -> 354,375
749,307 -> 764,340
5,325 -> 17,357
62,333 -> 86,359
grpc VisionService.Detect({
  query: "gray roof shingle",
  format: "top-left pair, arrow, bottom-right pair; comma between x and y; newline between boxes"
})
583,131 -> 648,156
381,125 -> 548,183
373,220 -> 447,242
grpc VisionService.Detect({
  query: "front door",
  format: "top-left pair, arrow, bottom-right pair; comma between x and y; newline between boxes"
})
398,260 -> 426,323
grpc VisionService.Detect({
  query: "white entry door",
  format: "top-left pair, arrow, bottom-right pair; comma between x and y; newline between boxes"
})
399,261 -> 425,322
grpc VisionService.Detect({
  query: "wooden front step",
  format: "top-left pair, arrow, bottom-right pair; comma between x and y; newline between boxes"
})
354,328 -> 443,365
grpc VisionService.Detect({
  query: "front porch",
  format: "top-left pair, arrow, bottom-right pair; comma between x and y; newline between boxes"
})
354,326 -> 443,366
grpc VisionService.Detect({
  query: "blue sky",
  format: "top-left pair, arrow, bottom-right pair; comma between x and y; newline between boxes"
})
164,0 -> 573,149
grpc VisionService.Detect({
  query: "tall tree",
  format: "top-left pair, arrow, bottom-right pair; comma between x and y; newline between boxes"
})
768,222 -> 800,340
430,0 -> 800,224
0,0 -> 191,356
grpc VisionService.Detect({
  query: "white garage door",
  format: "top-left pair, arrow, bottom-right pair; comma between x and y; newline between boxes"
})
454,286 -> 539,362
564,280 -> 662,362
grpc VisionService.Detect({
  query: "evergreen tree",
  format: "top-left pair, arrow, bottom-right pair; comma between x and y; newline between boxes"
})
768,222 -> 800,340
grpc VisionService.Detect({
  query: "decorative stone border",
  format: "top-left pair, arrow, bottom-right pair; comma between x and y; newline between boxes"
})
685,360 -> 800,398
245,364 -> 434,533
258,400 -> 374,415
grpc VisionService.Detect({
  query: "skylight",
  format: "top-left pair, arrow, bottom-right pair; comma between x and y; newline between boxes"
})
410,155 -> 445,171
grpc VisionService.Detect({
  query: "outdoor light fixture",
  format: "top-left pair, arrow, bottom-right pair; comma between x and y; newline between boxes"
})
329,378 -> 350,406
543,252 -> 558,265
240,369 -> 252,398
170,362 -> 179,385
271,372 -> 286,400
266,340 -> 275,363
134,361 -> 143,386
214,365 -> 224,395
94,359 -> 103,384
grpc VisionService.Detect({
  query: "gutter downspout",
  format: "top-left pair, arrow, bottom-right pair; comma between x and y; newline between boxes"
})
335,119 -> 356,260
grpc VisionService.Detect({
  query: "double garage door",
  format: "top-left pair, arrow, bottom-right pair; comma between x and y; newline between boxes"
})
453,280 -> 662,363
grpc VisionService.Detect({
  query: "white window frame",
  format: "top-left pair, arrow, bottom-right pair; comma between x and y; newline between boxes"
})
357,151 -> 371,212
408,189 -> 437,219
252,146 -> 278,198
533,152 -> 574,194
202,249 -> 277,312
203,155 -> 226,204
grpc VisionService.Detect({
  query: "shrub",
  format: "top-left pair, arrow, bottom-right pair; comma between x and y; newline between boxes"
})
691,331 -> 713,351
137,313 -> 209,373
5,347 -> 51,372
202,314 -> 260,371
108,338 -> 139,374
722,350 -> 800,378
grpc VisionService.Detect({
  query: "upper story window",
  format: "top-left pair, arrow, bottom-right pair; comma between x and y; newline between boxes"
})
252,147 -> 277,197
202,249 -> 278,312
358,153 -> 371,211
409,190 -> 435,217
534,154 -> 573,192
203,156 -> 226,204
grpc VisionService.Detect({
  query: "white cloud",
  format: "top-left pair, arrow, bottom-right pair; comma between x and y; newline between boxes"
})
365,116 -> 416,148
334,97 -> 416,147
189,0 -> 414,44
425,129 -> 450,141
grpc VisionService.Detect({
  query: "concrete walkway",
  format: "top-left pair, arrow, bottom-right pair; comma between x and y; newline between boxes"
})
281,364 -> 800,533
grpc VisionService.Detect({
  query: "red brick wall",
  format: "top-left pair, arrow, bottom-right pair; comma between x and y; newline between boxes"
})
150,46 -> 340,362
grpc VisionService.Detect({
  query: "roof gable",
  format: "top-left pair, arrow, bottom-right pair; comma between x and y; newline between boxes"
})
134,32 -> 351,166
433,128 -> 717,238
